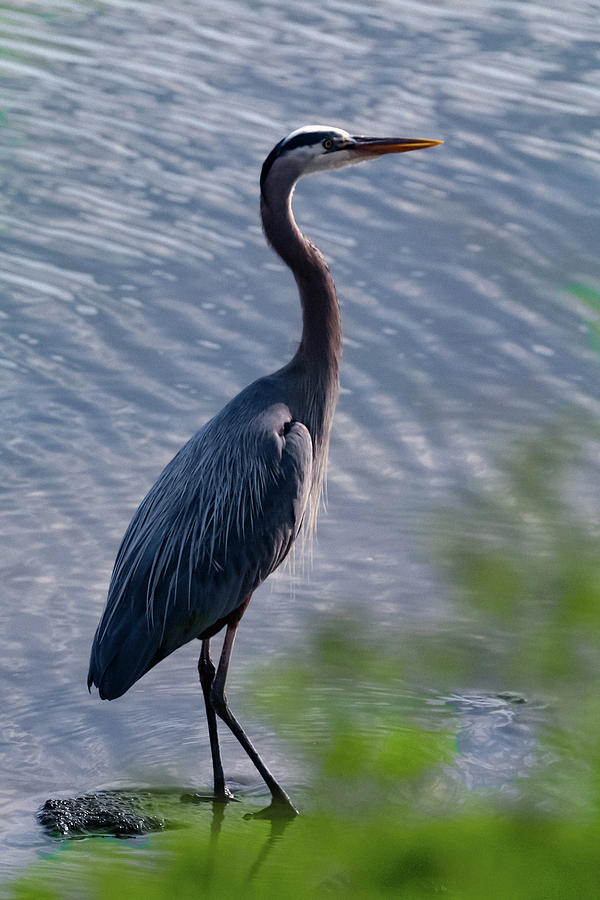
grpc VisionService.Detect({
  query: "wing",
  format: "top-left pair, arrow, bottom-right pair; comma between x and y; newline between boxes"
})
88,398 -> 312,700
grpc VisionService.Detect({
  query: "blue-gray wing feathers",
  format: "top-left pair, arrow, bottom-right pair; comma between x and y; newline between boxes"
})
88,396 -> 312,700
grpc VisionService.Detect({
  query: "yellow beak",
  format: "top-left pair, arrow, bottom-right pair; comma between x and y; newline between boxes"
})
350,136 -> 443,157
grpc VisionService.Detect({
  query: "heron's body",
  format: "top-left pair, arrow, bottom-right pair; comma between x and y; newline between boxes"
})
89,363 -> 333,700
88,125 -> 441,813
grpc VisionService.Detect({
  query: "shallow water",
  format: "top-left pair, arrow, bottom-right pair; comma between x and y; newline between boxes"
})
1,0 -> 599,881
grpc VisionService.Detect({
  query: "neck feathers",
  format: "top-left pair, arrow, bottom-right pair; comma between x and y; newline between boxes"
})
260,181 -> 342,373
261,171 -> 342,538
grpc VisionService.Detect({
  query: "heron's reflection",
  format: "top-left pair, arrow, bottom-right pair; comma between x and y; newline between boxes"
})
182,791 -> 296,884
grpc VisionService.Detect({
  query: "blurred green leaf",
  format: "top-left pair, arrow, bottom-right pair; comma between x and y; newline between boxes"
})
565,283 -> 600,314
564,284 -> 600,355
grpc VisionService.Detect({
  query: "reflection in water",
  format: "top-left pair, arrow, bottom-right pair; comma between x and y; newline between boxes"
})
181,793 -> 228,891
1,0 -> 599,881
244,812 -> 294,884
181,791 -> 295,886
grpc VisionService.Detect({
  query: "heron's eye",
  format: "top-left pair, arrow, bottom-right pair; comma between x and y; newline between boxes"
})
322,138 -> 334,150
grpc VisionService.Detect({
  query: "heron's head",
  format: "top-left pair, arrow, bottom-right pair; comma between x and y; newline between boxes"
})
260,124 -> 442,196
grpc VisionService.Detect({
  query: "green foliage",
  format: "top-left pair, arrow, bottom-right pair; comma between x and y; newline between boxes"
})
436,424 -> 600,689
9,423 -> 600,898
564,283 -> 600,354
11,809 -> 600,899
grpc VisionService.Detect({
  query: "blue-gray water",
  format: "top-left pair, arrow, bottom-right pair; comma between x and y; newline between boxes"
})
1,0 -> 599,882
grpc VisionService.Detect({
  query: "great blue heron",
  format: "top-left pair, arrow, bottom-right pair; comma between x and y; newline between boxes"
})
88,125 -> 442,815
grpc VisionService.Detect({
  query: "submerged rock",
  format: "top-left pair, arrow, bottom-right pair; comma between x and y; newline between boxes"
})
37,791 -> 165,837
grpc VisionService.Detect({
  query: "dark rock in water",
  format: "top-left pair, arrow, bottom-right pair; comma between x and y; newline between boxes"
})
496,691 -> 527,705
37,791 -> 165,837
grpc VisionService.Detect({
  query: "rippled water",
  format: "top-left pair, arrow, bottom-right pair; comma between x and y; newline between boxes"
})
1,0 -> 599,881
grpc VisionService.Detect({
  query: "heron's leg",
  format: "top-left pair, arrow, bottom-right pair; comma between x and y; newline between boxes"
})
210,621 -> 298,814
198,639 -> 231,800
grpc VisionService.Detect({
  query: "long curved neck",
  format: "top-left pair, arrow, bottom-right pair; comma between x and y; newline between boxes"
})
260,181 -> 342,374
260,173 -> 342,537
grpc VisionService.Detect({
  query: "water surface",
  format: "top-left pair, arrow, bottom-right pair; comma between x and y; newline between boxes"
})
1,0 -> 599,880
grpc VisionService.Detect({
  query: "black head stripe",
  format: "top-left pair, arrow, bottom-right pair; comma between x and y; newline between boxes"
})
280,131 -> 327,153
260,138 -> 287,192
260,130 -> 331,192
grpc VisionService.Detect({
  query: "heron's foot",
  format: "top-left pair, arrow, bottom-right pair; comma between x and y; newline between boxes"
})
244,798 -> 298,820
180,786 -> 237,805
214,784 -> 236,803
270,785 -> 299,816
